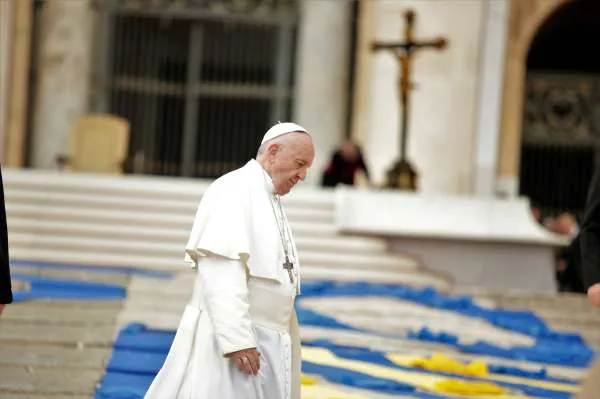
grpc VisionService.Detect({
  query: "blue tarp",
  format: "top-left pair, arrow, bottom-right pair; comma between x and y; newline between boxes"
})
301,340 -> 575,398
302,339 -> 577,384
298,281 -> 595,368
81,278 -> 589,398
97,325 -> 574,399
95,372 -> 155,399
12,273 -> 126,302
11,259 -> 172,278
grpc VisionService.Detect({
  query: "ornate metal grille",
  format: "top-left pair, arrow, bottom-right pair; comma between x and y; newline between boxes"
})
90,0 -> 299,177
520,73 -> 600,217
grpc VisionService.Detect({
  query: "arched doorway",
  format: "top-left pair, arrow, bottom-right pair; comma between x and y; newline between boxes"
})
519,0 -> 600,218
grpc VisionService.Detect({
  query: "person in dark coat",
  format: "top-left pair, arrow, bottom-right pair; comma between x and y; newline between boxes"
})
556,233 -> 585,293
0,166 -> 12,313
580,164 -> 600,307
321,140 -> 369,187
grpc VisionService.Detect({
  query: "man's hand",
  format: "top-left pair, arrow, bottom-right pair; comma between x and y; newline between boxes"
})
226,348 -> 260,376
0,304 -> 5,314
588,283 -> 600,307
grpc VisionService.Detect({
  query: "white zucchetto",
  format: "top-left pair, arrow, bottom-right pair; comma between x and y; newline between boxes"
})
261,122 -> 309,145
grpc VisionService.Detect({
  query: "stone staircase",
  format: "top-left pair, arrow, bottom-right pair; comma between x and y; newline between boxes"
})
3,168 -> 600,398
3,168 -> 449,289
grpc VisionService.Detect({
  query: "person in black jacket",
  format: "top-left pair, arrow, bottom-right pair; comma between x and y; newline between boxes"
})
580,164 -> 600,307
0,166 -> 12,313
321,140 -> 369,187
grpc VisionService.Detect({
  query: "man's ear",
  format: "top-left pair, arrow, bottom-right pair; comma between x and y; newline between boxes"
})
267,143 -> 280,158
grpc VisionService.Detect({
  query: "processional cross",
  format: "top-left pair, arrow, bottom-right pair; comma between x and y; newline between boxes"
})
371,10 -> 448,190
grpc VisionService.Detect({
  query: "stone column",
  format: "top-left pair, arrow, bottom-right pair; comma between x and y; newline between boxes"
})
30,0 -> 93,169
471,0 -> 509,197
293,0 -> 353,186
2,0 -> 32,166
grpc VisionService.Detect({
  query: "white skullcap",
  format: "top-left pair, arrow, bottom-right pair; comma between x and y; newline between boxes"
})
261,122 -> 309,145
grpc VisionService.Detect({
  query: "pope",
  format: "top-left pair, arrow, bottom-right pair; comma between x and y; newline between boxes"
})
145,122 -> 315,399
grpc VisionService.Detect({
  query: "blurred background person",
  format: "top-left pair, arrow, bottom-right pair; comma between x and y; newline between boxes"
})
321,140 -> 370,188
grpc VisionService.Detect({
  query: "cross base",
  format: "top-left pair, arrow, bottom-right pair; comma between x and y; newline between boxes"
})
384,159 -> 419,191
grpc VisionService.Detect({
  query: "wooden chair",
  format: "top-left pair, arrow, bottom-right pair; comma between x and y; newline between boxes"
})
57,114 -> 130,174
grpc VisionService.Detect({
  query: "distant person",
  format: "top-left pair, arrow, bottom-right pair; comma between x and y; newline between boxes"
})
321,140 -> 369,187
580,165 -> 600,307
556,234 -> 585,293
531,206 -> 542,224
0,166 -> 12,314
548,212 -> 584,293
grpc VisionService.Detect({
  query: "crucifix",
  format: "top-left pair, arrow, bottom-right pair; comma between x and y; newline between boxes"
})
283,257 -> 294,284
371,10 -> 448,190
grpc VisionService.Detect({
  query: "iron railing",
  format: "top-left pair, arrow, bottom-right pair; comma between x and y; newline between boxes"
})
90,0 -> 299,178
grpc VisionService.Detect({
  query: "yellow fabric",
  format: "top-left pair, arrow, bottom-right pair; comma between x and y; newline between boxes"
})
301,375 -> 318,385
434,379 -> 507,396
387,353 -> 579,393
301,347 -> 529,398
409,353 -> 489,377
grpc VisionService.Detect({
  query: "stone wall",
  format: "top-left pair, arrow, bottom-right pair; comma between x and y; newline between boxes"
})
496,0 -> 571,196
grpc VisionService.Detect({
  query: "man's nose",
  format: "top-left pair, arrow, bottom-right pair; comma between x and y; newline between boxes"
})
298,170 -> 307,181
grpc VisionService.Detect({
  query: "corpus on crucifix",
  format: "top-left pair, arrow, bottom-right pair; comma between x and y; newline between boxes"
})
371,9 -> 448,190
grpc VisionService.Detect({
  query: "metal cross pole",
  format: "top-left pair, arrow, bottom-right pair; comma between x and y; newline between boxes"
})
371,10 -> 448,190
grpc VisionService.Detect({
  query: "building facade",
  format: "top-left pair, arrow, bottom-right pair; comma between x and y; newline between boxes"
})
1,0 -> 598,215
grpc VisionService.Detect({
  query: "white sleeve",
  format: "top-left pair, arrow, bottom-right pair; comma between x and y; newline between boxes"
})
196,257 -> 256,356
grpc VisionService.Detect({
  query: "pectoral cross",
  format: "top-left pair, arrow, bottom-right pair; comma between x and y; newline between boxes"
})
371,9 -> 448,190
283,257 -> 294,284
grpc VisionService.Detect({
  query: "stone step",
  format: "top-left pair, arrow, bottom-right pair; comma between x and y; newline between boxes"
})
5,188 -> 197,214
0,365 -> 101,395
0,344 -> 108,369
15,248 -> 442,291
5,184 -> 334,213
2,168 -> 207,197
12,265 -> 131,285
10,248 -> 431,287
0,300 -> 120,346
1,394 -> 90,399
8,217 -> 338,241
3,169 -> 336,209
9,233 -> 417,271
1,304 -> 120,326
9,224 -> 388,257
1,299 -> 123,311
6,202 -> 333,225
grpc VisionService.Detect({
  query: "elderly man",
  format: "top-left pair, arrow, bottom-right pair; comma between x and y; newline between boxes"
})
0,166 -> 12,314
145,122 -> 314,399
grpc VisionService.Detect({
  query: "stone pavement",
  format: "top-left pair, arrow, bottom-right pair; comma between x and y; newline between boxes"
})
0,268 -> 126,398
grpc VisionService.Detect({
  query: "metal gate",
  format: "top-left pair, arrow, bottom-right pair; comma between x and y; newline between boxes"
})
89,0 -> 299,178
520,72 -> 600,218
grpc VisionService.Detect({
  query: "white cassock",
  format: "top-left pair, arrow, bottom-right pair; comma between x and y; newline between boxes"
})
144,159 -> 302,399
